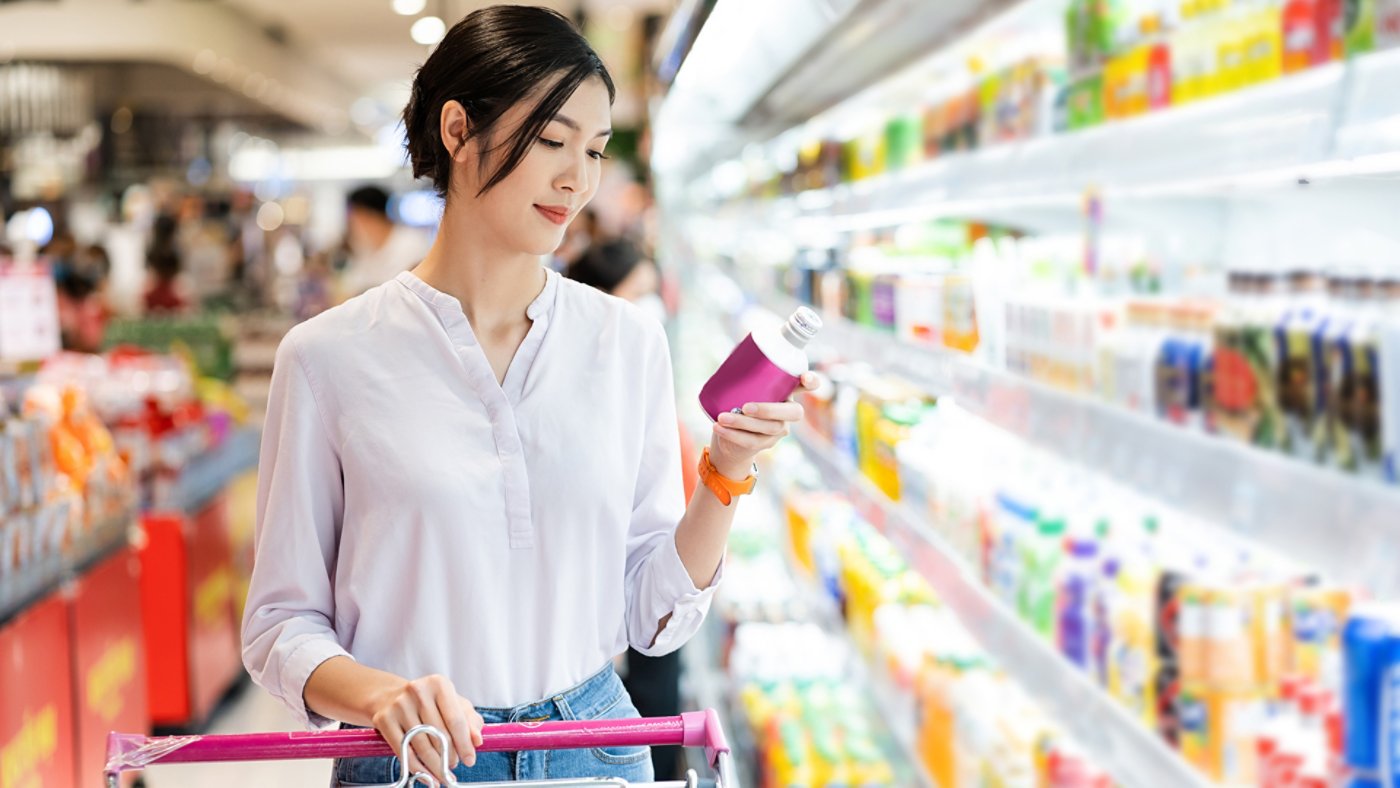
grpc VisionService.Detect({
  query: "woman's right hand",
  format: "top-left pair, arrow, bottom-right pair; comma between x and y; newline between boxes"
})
370,674 -> 485,785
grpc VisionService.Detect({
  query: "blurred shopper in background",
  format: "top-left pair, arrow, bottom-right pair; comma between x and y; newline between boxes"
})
144,213 -> 190,314
55,243 -> 112,352
341,185 -> 431,297
566,236 -> 665,321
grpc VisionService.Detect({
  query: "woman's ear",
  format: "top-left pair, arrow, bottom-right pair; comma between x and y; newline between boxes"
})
439,100 -> 471,163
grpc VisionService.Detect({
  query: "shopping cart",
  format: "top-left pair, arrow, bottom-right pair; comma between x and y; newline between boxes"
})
103,709 -> 736,788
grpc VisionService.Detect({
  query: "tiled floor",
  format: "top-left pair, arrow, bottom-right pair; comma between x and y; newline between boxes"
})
142,684 -> 332,787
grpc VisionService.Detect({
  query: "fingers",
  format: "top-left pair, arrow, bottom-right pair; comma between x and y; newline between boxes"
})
411,680 -> 456,778
375,717 -> 420,784
469,706 -> 485,749
410,681 -> 455,778
713,424 -> 785,453
736,401 -> 804,422
800,371 -> 820,390
716,411 -> 786,436
438,693 -> 480,770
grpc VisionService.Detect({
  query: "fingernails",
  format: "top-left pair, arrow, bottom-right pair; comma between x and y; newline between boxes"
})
742,403 -> 757,415
466,755 -> 476,768
718,413 -> 735,425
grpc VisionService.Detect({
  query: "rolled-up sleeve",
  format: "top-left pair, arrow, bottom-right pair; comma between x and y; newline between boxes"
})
241,332 -> 351,730
624,323 -> 724,656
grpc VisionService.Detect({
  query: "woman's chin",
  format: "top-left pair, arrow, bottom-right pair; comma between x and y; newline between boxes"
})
519,234 -> 565,258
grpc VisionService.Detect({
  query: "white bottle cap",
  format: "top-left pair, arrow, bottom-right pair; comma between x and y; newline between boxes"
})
782,306 -> 823,349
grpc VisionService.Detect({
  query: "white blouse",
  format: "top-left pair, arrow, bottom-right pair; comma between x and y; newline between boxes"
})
241,269 -> 721,729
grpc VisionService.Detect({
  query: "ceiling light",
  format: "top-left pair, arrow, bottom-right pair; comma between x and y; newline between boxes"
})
256,201 -> 285,232
411,16 -> 446,45
192,49 -> 217,75
393,0 -> 426,15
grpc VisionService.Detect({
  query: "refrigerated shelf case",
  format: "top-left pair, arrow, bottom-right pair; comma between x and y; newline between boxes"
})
731,276 -> 1400,602
787,424 -> 1210,788
687,276 -> 1204,788
720,45 -> 1400,235
674,320 -> 931,788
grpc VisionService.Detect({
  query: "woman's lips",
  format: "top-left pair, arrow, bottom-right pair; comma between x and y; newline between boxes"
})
534,205 -> 569,225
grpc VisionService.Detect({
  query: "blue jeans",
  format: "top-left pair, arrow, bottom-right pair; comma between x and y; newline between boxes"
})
333,663 -> 654,785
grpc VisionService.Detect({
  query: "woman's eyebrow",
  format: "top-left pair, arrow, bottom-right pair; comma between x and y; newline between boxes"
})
552,113 -> 612,139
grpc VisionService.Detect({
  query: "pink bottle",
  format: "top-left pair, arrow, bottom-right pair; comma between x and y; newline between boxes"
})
700,307 -> 823,421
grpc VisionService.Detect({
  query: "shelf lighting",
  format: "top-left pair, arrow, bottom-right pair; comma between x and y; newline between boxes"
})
393,0 -> 426,15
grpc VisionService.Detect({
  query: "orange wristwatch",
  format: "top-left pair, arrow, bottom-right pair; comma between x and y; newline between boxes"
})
698,447 -> 757,506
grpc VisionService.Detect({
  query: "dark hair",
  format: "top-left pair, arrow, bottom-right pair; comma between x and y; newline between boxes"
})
347,185 -> 391,217
402,5 -> 616,199
566,238 -> 648,295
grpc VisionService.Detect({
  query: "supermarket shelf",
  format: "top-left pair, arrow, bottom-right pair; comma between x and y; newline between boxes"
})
773,513 -> 937,788
0,372 -> 35,405
0,511 -> 134,626
170,427 -> 260,515
737,48 -> 1400,231
758,288 -> 1400,600
789,426 -> 1208,788
680,619 -> 757,788
651,0 -> 1017,180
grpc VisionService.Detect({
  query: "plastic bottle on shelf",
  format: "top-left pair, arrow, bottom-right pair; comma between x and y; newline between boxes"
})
1277,269 -> 1328,461
1131,300 -> 1170,413
1157,304 -> 1191,426
1059,522 -> 1101,670
991,486 -> 1037,608
895,270 -> 945,347
1283,0 -> 1321,71
1341,605 -> 1400,786
1321,268 -> 1363,474
1021,510 -> 1067,641
1314,0 -> 1344,61
1381,0 -> 1400,49
1339,268 -> 1385,479
1343,0 -> 1377,54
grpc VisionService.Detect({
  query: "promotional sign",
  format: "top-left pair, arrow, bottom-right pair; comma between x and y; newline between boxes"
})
71,547 -> 148,787
0,260 -> 60,364
0,593 -> 75,788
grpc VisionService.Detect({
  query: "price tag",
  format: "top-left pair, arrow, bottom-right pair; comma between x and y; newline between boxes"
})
0,261 -> 60,363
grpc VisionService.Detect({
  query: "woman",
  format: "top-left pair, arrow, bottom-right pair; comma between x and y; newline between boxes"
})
240,7 -> 811,787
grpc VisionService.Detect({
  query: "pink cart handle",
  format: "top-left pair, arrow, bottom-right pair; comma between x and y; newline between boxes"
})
105,712 -> 730,783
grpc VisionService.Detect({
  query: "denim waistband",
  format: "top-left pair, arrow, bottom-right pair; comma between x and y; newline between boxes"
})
473,661 -> 622,723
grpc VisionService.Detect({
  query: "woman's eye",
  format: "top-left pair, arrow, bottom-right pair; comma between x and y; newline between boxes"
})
588,150 -> 610,161
537,137 -> 564,149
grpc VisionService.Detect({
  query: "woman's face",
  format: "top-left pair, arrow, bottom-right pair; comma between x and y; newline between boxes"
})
459,76 -> 612,257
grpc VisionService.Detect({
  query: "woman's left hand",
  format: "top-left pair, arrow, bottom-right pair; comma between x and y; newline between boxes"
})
708,372 -> 820,478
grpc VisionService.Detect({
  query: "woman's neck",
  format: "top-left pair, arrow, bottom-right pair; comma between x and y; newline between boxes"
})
413,210 -> 545,337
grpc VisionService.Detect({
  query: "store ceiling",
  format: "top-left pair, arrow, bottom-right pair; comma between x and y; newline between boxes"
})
0,0 -> 672,134
220,0 -> 575,102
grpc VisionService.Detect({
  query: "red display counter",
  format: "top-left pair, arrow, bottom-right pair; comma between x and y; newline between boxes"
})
0,593 -> 76,788
70,546 -> 148,788
140,494 -> 242,729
